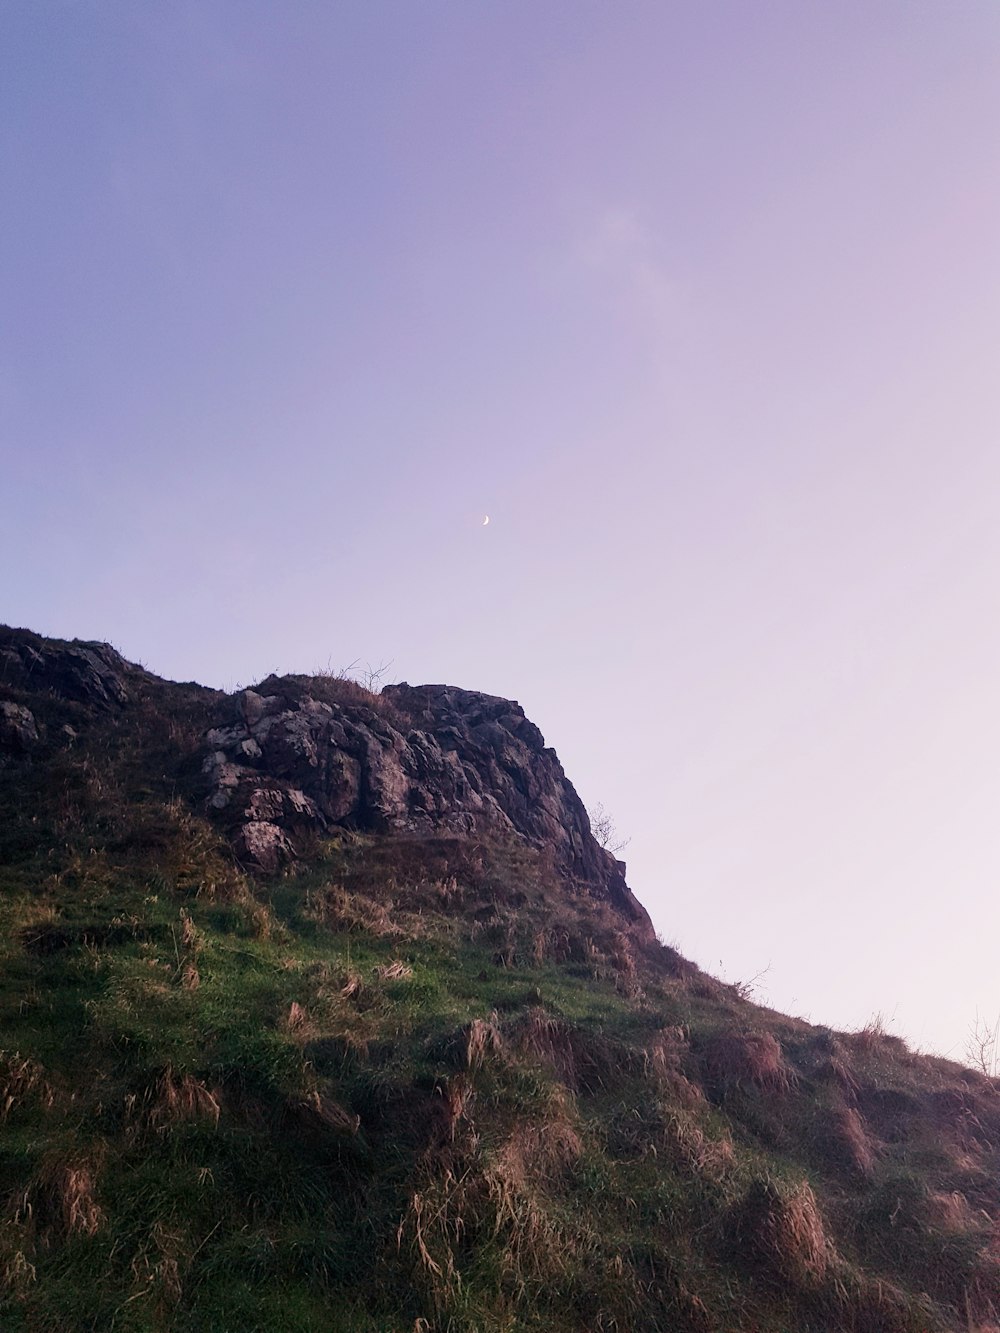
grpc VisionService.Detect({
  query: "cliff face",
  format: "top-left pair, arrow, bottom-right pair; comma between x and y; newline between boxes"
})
0,627 -> 653,940
201,675 -> 652,937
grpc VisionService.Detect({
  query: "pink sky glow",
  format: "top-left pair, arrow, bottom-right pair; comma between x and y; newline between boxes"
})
3,2 -> 1000,1057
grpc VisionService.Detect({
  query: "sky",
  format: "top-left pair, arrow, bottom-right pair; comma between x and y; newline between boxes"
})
3,1 -> 1000,1058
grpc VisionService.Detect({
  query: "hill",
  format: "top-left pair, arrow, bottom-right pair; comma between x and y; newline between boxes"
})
1,625 -> 999,1332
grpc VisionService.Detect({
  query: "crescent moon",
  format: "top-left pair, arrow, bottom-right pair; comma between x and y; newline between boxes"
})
482,515 -> 490,526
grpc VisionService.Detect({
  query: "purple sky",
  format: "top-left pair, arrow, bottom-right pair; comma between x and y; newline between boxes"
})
4,2 -> 1000,1057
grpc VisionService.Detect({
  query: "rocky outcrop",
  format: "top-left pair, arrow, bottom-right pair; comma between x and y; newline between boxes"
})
201,676 -> 653,937
0,701 -> 39,752
0,625 -> 654,941
0,631 -> 131,709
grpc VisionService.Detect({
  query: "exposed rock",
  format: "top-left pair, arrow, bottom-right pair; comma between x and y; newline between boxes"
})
0,632 -> 130,709
200,675 -> 653,938
0,624 -> 654,941
0,701 -> 39,752
235,820 -> 296,874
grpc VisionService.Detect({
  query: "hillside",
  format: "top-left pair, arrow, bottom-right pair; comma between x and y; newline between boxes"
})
2,625 -> 999,1332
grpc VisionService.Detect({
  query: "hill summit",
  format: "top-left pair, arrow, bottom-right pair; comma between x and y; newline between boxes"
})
2,625 -> 1000,1333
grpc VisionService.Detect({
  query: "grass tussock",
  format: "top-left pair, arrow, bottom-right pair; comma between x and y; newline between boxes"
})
826,1103 -> 878,1177
145,1066 -> 221,1131
849,1013 -> 910,1058
704,1029 -> 793,1095
729,1177 -> 831,1288
0,1050 -> 53,1121
304,881 -> 399,936
374,958 -> 413,981
285,1090 -> 361,1138
464,1014 -> 504,1069
24,1151 -> 104,1239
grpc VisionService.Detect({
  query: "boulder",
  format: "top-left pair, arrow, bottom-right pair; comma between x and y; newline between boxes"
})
0,701 -> 39,752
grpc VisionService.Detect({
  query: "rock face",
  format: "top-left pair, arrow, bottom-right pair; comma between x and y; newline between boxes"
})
0,631 -> 131,709
0,626 -> 654,941
201,676 -> 653,937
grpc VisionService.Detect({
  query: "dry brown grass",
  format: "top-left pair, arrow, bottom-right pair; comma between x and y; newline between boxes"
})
436,1074 -> 475,1142
496,1095 -> 583,1187
323,835 -> 492,908
24,1153 -> 104,1238
305,882 -> 399,936
642,1026 -> 706,1107
178,908 -> 199,951
804,1029 -> 863,1098
848,1013 -> 909,1058
480,1135 -> 588,1294
0,1237 -> 36,1294
0,1051 -> 52,1121
703,1030 -> 793,1095
123,1218 -> 185,1313
827,1104 -> 877,1177
817,1052 -> 861,1098
504,1007 -> 661,1097
283,1000 -> 312,1035
508,1008 -> 579,1087
157,797 -> 250,899
729,1177 -> 831,1287
287,1090 -> 361,1138
339,969 -> 364,1000
607,1098 -> 733,1179
926,1189 -> 984,1232
472,905 -> 520,968
146,1067 -> 221,1131
375,959 -> 414,981
295,670 -> 406,725
928,1087 -> 998,1157
395,1089 -> 589,1317
464,1014 -> 503,1070
667,1109 -> 736,1180
831,1269 -> 934,1333
395,1174 -> 464,1311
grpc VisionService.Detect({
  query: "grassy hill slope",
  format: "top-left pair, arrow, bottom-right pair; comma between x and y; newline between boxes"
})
2,630 -> 1000,1332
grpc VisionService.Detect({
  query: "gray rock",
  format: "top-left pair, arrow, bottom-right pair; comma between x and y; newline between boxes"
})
235,820 -> 296,874
0,701 -> 39,751
0,635 -> 129,708
200,675 -> 653,939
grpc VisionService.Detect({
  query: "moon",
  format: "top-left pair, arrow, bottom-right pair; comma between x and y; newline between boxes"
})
482,515 -> 490,526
